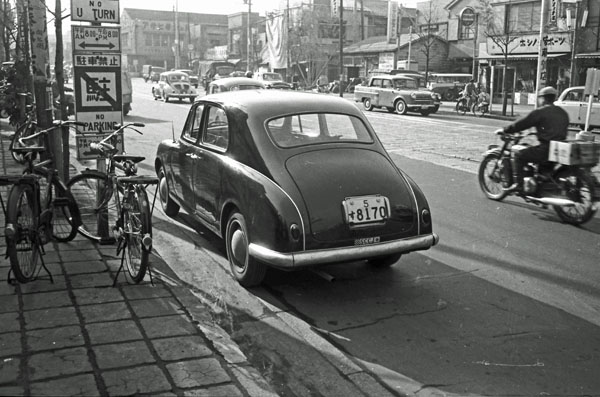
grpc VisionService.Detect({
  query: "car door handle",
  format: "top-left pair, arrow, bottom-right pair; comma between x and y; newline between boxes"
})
186,153 -> 200,159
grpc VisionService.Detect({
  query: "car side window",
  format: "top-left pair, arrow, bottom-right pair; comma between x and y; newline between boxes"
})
371,79 -> 382,87
564,90 -> 582,102
182,104 -> 204,143
202,106 -> 229,150
382,79 -> 392,88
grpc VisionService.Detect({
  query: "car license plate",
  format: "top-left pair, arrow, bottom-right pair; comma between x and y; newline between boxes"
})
343,195 -> 390,226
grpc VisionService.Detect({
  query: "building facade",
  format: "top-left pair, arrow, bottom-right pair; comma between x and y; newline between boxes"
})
120,8 -> 228,74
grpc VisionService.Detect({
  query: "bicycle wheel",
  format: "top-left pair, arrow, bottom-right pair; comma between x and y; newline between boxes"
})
122,185 -> 151,283
10,122 -> 35,164
67,173 -> 118,243
35,172 -> 80,242
6,184 -> 41,283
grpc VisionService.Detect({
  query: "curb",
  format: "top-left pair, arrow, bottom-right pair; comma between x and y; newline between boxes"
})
64,143 -> 278,396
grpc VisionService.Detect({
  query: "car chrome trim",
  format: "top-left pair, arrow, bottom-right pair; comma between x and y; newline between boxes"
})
249,233 -> 439,268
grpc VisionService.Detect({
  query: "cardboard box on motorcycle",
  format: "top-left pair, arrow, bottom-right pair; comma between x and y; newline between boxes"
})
549,140 -> 600,165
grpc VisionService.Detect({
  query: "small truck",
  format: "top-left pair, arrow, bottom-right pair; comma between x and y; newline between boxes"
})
354,75 -> 439,116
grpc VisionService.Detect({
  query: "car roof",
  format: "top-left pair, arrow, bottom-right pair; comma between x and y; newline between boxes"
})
201,90 -> 364,118
209,77 -> 265,87
160,71 -> 188,77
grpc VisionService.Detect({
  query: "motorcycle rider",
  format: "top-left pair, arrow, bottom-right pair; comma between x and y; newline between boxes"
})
464,79 -> 478,108
497,86 -> 569,193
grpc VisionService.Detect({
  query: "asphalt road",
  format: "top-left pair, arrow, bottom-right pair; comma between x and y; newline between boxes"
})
103,79 -> 600,396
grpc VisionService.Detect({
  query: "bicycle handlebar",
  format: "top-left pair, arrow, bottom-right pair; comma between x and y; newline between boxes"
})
18,120 -> 86,146
88,123 -> 146,154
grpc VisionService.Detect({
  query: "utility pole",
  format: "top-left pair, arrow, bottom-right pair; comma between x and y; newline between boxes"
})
54,0 -> 69,181
246,0 -> 252,72
339,0 -> 344,97
28,0 -> 54,163
174,0 -> 180,69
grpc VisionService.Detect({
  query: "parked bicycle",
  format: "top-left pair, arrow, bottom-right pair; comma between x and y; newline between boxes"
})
67,123 -> 158,283
9,98 -> 36,164
3,120 -> 84,283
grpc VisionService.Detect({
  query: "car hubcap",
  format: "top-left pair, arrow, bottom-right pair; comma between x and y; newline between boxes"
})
230,228 -> 247,269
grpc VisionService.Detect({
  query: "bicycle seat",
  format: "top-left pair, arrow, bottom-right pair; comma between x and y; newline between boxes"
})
113,154 -> 145,164
11,146 -> 46,154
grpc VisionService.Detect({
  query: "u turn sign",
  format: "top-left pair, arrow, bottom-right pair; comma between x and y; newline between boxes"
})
70,0 -> 120,24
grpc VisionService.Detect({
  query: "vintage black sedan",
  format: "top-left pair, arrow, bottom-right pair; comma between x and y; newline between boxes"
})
155,90 -> 439,286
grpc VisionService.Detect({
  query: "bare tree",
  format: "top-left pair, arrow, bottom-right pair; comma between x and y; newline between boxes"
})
477,0 -> 519,116
410,1 -> 446,84
0,0 -> 16,61
287,5 -> 338,87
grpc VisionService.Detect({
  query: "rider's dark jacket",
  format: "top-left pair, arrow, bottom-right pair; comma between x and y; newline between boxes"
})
502,103 -> 569,145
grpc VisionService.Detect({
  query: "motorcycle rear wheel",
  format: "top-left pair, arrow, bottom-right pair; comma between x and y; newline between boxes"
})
456,99 -> 468,115
552,168 -> 596,225
478,153 -> 509,201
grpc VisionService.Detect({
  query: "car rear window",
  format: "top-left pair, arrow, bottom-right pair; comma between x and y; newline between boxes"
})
266,113 -> 373,148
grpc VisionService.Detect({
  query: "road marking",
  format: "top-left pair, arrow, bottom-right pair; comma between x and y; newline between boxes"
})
365,112 -> 491,132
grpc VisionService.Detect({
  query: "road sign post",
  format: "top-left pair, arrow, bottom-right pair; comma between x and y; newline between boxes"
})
72,0 -> 121,238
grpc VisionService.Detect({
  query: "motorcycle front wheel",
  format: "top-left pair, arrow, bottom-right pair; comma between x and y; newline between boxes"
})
553,168 -> 596,225
478,152 -> 510,201
472,103 -> 488,117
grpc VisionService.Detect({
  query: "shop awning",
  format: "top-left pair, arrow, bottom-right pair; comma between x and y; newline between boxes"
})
575,52 -> 600,59
478,53 -> 568,60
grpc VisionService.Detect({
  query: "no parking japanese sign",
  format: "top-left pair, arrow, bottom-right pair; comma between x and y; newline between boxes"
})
73,53 -> 122,133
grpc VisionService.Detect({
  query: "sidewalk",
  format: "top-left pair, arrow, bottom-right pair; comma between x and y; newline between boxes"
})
0,131 -> 276,396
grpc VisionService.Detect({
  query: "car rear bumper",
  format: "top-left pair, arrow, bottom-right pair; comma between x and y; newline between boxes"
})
167,93 -> 196,98
249,233 -> 439,269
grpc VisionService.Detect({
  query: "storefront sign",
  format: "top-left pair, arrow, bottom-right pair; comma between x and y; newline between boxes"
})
379,52 -> 395,70
486,32 -> 571,55
460,7 -> 476,28
387,1 -> 399,44
550,0 -> 559,23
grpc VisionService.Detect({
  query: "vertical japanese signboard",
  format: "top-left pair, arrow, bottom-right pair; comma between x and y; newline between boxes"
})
71,0 -> 122,159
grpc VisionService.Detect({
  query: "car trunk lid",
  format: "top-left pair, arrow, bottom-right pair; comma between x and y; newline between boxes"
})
285,148 -> 417,243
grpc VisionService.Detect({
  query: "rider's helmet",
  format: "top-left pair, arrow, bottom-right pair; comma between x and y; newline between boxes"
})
245,71 -> 253,78
538,86 -> 557,97
538,86 -> 558,102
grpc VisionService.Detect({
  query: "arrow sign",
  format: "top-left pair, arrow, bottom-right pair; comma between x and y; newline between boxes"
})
78,42 -> 116,50
72,26 -> 120,54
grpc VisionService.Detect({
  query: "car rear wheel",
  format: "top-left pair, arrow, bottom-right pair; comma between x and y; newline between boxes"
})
225,212 -> 267,287
444,90 -> 456,101
363,98 -> 373,111
395,99 -> 407,115
368,253 -> 402,268
158,164 -> 179,217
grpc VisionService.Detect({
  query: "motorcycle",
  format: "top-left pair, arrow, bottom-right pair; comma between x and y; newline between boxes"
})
471,91 -> 489,117
478,130 -> 598,225
455,90 -> 471,115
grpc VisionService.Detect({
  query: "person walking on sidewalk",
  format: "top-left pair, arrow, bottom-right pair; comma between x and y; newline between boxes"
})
496,86 -> 569,193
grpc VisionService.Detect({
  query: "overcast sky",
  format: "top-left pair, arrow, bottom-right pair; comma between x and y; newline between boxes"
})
51,0 -> 420,17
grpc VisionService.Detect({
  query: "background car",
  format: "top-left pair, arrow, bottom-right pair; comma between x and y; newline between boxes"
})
152,71 -> 197,103
206,77 -> 265,94
149,66 -> 166,83
555,86 -> 600,131
155,91 -> 438,286
427,73 -> 472,101
255,72 -> 292,89
173,69 -> 199,88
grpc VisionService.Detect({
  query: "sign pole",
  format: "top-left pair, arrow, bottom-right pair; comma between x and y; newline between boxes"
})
535,0 -> 549,109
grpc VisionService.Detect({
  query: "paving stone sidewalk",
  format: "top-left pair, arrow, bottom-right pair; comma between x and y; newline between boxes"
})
0,131 -> 276,396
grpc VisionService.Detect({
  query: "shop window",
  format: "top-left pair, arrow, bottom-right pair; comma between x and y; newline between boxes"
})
145,34 -> 152,46
589,1 -> 600,28
459,23 -> 473,40
507,1 -> 542,33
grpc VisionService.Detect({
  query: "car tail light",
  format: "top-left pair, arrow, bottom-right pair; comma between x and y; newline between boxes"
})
290,223 -> 301,241
421,209 -> 431,226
